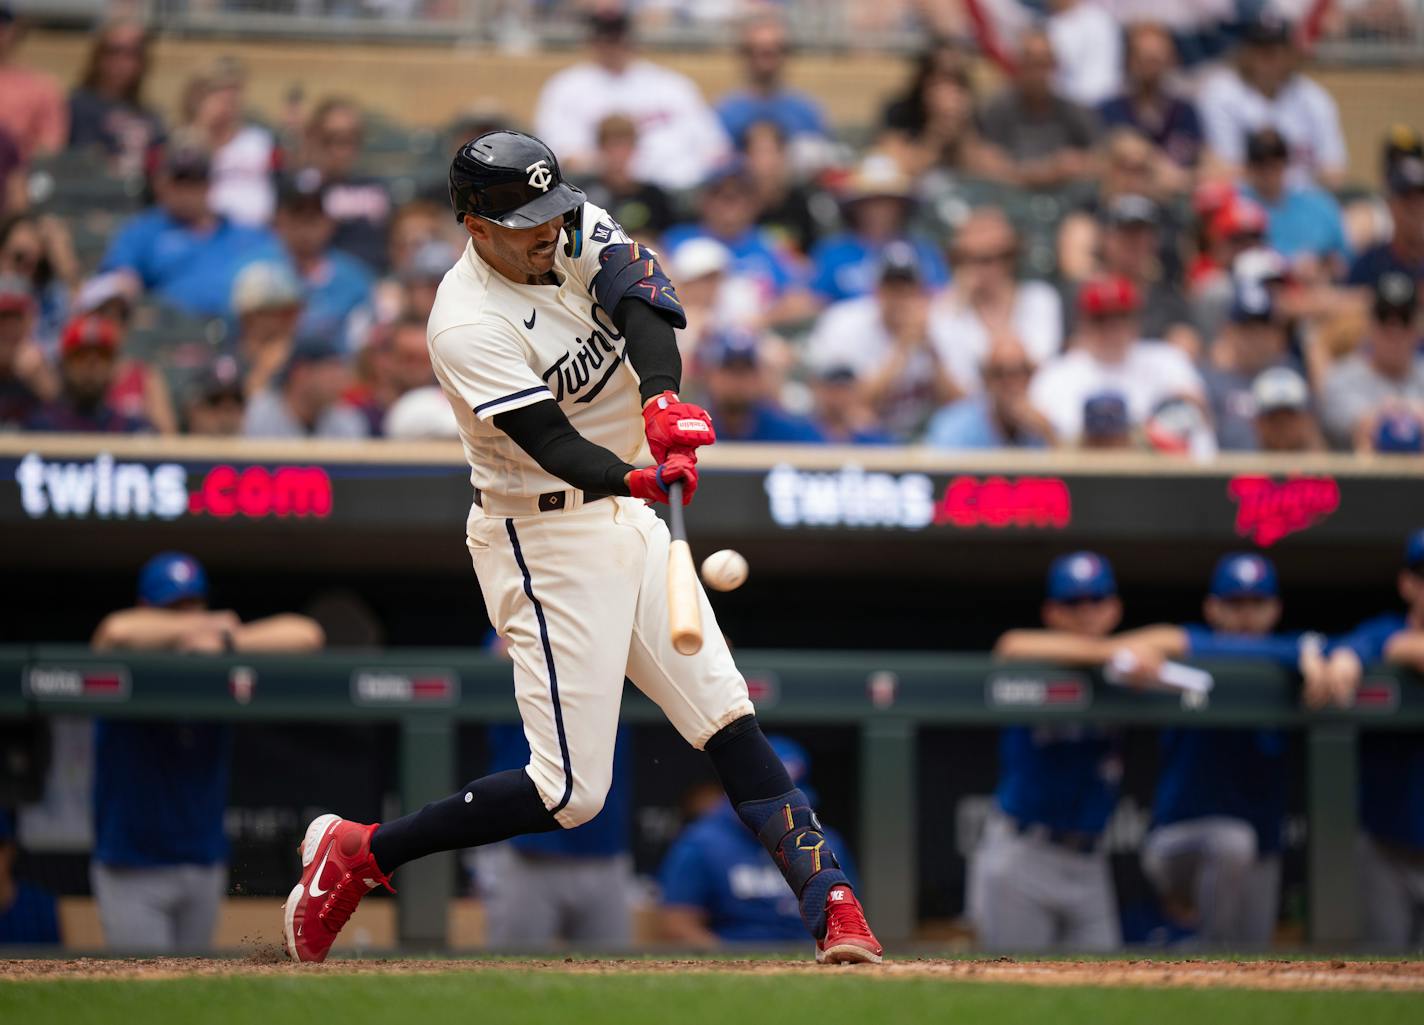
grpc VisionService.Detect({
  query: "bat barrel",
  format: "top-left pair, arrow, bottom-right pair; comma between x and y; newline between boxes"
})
664,482 -> 702,655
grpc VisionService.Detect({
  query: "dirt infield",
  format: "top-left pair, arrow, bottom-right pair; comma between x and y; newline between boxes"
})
2,957 -> 1421,991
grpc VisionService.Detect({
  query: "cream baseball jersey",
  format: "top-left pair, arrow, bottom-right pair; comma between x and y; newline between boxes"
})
427,201 -> 645,497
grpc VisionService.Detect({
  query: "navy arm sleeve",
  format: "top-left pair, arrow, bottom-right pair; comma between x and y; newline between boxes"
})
613,297 -> 682,403
493,399 -> 634,496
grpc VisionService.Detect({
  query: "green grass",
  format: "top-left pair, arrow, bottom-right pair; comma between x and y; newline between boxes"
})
1,973 -> 1419,1025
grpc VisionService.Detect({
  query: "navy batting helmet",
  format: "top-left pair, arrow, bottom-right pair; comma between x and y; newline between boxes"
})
137,551 -> 209,608
448,130 -> 585,233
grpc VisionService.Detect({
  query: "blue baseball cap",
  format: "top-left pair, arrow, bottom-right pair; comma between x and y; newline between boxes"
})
702,327 -> 760,369
137,552 -> 209,607
1082,392 -> 1129,438
1046,552 -> 1117,602
767,735 -> 810,786
1406,528 -> 1424,571
1374,409 -> 1424,453
1210,553 -> 1279,599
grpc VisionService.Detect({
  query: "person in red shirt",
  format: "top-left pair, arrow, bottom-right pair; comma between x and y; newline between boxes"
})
0,4 -> 68,158
25,314 -> 150,433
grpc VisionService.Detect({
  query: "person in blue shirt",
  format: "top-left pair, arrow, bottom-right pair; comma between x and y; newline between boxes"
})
978,552 -> 1129,951
99,140 -> 282,318
924,334 -> 1053,450
1239,128 -> 1349,269
0,810 -> 60,946
273,172 -> 374,353
1096,24 -> 1204,170
658,735 -> 856,946
1324,528 -> 1424,950
701,328 -> 825,444
808,156 -> 947,304
1112,554 -> 1318,948
1348,157 -> 1424,288
808,365 -> 895,445
88,552 -> 323,950
715,12 -> 828,149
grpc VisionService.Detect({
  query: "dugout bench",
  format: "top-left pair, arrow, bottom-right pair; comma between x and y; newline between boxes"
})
0,647 -> 1418,949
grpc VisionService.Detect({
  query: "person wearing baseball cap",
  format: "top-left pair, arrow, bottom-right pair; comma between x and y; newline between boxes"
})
978,552 -> 1126,951
658,734 -> 858,946
701,327 -> 824,444
1202,278 -> 1304,451
1348,148 -> 1424,290
0,807 -> 60,945
1240,127 -> 1350,268
88,554 -> 324,951
1081,392 -> 1132,450
1321,271 -> 1424,450
183,355 -> 246,436
1030,274 -> 1205,443
273,171 -> 374,352
1251,366 -> 1324,452
1197,13 -> 1347,190
1092,194 -> 1201,356
23,314 -> 150,433
1326,529 -> 1424,949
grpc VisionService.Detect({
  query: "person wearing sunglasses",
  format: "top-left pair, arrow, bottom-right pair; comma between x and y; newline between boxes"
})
67,20 -> 164,176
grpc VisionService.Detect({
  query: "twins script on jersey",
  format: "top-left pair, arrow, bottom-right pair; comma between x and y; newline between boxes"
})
426,202 -> 644,497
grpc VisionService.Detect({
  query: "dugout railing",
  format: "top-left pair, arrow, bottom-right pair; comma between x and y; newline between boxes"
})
1,646 -> 1419,948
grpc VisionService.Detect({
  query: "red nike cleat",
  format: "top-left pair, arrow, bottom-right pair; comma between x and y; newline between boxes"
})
283,813 -> 393,963
816,885 -> 884,965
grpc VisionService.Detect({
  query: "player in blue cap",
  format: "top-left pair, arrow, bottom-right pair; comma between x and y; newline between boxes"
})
87,552 -> 323,951
1321,528 -> 1424,949
977,551 -> 1127,951
657,735 -> 857,946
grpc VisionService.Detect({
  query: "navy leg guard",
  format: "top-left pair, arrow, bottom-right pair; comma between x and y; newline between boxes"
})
735,788 -> 849,939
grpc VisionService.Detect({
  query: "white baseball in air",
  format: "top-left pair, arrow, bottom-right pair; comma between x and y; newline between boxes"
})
700,549 -> 749,592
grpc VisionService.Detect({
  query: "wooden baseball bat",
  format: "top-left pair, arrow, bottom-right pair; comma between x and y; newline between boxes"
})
666,481 -> 703,655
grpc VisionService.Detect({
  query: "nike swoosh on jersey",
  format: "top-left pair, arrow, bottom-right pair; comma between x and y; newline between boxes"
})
523,310 -> 537,329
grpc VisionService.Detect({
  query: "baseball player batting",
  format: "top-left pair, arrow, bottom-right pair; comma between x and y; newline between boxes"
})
282,130 -> 881,965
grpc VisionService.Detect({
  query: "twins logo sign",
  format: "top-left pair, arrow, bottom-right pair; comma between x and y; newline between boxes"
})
525,159 -> 553,192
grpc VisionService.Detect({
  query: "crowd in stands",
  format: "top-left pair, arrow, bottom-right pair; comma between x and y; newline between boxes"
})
1,2 -> 1423,455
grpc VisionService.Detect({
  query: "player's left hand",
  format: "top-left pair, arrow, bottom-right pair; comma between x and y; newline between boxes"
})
643,390 -> 715,464
626,450 -> 698,506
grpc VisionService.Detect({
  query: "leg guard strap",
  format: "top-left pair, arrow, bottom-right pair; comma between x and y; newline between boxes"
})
735,787 -> 848,938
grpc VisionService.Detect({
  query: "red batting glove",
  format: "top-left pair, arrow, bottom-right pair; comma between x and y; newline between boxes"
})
642,390 -> 715,464
626,451 -> 698,505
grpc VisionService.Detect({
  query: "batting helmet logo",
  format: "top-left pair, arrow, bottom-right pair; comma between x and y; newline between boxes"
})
525,160 -> 553,193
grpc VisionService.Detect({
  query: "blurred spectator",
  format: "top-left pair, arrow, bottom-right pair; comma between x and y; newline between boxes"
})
809,154 -> 947,304
880,53 -> 1005,181
808,365 -> 895,446
243,334 -> 368,439
1251,366 -> 1325,453
699,328 -> 823,443
383,386 -> 458,440
978,28 -> 1099,190
1030,275 -> 1204,443
880,37 -> 974,137
1045,0 -> 1123,107
1203,283 -> 1303,451
1240,128 -> 1349,270
230,261 -> 303,398
350,314 -> 442,438
1197,15 -> 1346,190
930,208 -> 1062,393
663,160 -> 815,325
659,735 -> 854,946
806,242 -> 958,441
299,97 -> 394,273
183,358 -> 245,437
67,20 -> 164,177
534,9 -> 731,191
1187,196 -> 1271,342
73,272 -> 177,435
1094,195 -> 1198,353
0,125 -> 21,217
274,172 -> 374,352
1080,391 -> 1133,450
373,199 -> 452,323
743,120 -> 828,256
1322,272 -> 1424,451
1097,23 -> 1205,171
978,552 -> 1126,951
0,274 -> 48,425
395,240 -> 453,325
100,141 -> 281,319
576,115 -> 676,244
1348,155 -> 1424,289
667,238 -> 765,364
89,552 -> 323,951
0,3 -> 67,158
715,9 -> 828,148
99,140 -> 283,316
1,212 -> 80,353
1326,530 -> 1424,950
0,809 -> 59,945
180,58 -> 277,228
1373,408 -> 1424,455
25,315 -> 150,433
923,333 -> 1053,449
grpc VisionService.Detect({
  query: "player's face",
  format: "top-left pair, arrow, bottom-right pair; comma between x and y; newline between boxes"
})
468,215 -> 563,282
1043,596 -> 1122,637
1204,595 -> 1281,635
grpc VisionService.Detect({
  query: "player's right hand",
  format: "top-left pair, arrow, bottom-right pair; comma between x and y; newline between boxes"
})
626,451 -> 698,505
643,390 -> 715,464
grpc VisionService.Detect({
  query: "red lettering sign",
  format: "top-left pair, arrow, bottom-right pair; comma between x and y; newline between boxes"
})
934,476 -> 1072,529
189,465 -> 333,519
1227,475 -> 1339,547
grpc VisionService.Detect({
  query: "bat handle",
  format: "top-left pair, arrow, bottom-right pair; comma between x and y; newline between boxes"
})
668,481 -> 686,540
